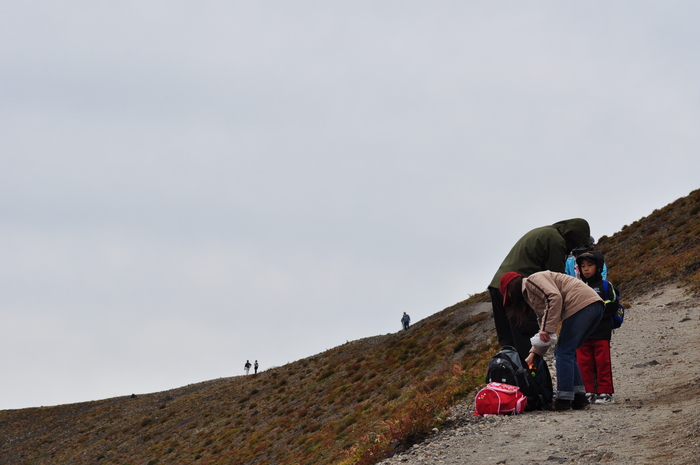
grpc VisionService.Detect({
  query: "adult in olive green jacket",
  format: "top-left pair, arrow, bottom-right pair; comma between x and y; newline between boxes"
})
488,218 -> 591,361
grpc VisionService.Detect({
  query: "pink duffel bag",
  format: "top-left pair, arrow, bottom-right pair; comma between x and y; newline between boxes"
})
474,382 -> 527,416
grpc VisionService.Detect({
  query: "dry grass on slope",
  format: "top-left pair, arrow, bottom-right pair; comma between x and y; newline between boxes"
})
4,187 -> 700,465
597,188 -> 700,297
0,295 -> 498,465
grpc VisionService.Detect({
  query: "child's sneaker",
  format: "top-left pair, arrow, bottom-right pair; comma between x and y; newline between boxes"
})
585,393 -> 596,403
595,393 -> 613,404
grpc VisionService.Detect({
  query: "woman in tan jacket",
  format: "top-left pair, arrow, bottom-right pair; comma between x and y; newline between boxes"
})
500,270 -> 604,411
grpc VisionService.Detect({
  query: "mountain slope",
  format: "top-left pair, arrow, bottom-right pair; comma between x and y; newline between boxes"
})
597,187 -> 700,297
1,187 -> 699,465
0,297 -> 497,465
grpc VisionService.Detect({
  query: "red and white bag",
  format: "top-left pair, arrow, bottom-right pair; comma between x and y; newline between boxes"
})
473,382 -> 528,416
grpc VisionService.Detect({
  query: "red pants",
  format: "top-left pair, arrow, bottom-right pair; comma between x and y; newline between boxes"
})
576,339 -> 614,394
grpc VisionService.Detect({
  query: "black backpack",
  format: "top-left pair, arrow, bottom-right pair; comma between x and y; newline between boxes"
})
485,346 -> 553,411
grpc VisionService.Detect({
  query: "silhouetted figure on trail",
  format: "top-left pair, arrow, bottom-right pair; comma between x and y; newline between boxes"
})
254,360 -> 259,374
244,360 -> 252,375
401,312 -> 411,331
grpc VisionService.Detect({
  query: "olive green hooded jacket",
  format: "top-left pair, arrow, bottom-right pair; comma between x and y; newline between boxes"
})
488,218 -> 591,289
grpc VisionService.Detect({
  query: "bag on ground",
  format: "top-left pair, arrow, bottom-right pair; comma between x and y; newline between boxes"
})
528,353 -> 554,408
485,346 -> 553,411
474,382 -> 527,416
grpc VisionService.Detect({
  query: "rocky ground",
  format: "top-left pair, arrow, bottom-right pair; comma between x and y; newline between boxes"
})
378,283 -> 700,465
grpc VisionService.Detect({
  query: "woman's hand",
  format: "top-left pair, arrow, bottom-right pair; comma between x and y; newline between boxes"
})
538,331 -> 551,343
525,353 -> 535,366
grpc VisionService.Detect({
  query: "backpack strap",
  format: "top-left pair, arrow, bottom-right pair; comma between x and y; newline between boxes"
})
601,280 -> 617,304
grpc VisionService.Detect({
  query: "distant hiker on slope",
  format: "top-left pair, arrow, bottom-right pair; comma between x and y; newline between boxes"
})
401,312 -> 411,331
488,218 -> 591,361
244,360 -> 252,375
254,360 -> 259,374
576,251 -> 619,404
501,270 -> 604,411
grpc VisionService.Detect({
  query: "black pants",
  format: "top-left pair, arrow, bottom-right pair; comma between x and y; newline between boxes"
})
488,286 -> 540,362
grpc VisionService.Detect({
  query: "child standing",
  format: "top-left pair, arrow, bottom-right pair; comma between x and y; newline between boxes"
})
575,251 -> 618,404
565,237 -> 608,280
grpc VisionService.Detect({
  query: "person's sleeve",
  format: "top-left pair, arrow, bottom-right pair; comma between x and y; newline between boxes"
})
603,300 -> 617,317
528,275 -> 563,333
564,257 -> 576,277
542,291 -> 563,332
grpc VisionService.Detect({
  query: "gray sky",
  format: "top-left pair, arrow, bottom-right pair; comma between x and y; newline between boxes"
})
1,2 -> 698,410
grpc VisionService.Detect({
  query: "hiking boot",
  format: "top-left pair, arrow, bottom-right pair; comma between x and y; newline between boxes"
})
585,393 -> 596,404
572,393 -> 590,410
547,399 -> 572,411
595,393 -> 613,404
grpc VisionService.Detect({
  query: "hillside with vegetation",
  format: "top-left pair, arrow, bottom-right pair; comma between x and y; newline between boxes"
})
1,188 -> 699,465
596,187 -> 700,297
0,297 -> 497,465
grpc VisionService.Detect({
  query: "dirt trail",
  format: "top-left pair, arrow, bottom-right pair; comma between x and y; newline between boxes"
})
379,283 -> 700,465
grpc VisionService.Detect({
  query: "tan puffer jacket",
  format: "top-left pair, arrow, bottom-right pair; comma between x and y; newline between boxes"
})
522,271 -> 603,356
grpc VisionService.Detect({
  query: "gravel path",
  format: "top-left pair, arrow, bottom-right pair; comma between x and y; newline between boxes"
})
379,283 -> 700,465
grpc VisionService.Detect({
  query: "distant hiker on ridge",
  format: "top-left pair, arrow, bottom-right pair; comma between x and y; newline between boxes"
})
401,312 -> 411,331
254,360 -> 259,374
488,219 -> 591,361
244,360 -> 252,375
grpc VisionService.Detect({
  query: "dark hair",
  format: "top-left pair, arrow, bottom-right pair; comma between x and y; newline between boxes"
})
504,275 -> 530,325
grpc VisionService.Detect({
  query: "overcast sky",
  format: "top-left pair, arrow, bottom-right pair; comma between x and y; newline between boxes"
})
1,2 -> 698,410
